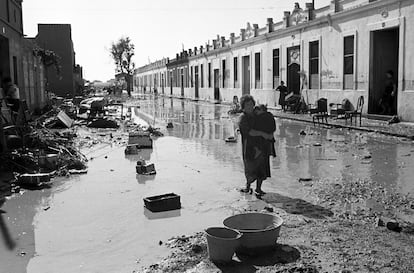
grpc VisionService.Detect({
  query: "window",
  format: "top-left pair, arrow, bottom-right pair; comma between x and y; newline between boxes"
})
208,63 -> 211,87
233,57 -> 238,88
200,64 -> 204,88
309,41 -> 319,89
344,35 -> 354,89
255,52 -> 261,89
222,59 -> 226,88
272,49 -> 280,89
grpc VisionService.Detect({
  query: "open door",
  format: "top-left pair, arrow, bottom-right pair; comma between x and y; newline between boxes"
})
180,69 -> 184,97
0,35 -> 10,80
242,55 -> 250,95
369,28 -> 399,115
194,66 -> 199,99
214,69 -> 220,101
287,46 -> 301,95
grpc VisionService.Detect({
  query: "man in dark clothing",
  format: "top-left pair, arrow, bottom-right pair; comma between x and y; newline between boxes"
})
276,81 -> 289,111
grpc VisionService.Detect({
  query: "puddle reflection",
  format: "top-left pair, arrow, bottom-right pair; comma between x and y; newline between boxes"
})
143,208 -> 181,220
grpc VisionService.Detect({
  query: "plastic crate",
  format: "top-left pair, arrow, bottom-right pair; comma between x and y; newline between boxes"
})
144,193 -> 181,212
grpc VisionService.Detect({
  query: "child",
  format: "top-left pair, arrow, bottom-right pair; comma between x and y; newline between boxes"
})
247,104 -> 276,160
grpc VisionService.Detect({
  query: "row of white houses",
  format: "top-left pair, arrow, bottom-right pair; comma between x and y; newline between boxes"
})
134,0 -> 414,121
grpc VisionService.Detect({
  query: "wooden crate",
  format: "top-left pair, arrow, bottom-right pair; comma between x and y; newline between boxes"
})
128,131 -> 153,148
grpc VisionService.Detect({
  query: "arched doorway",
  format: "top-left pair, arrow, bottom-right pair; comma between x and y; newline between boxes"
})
287,46 -> 301,95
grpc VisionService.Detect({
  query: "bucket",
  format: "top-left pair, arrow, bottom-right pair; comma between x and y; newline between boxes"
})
205,227 -> 241,263
223,213 -> 283,255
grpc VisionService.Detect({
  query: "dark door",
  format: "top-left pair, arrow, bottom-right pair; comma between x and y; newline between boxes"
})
170,73 -> 173,95
369,28 -> 399,115
0,36 -> 10,80
194,66 -> 199,99
180,69 -> 184,97
287,46 -> 301,95
242,56 -> 250,95
161,73 -> 164,94
214,69 -> 220,101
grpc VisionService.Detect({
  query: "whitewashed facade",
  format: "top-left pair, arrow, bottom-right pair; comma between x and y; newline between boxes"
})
134,0 -> 414,121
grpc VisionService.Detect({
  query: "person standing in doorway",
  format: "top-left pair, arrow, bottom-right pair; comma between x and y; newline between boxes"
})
379,70 -> 397,115
276,81 -> 289,111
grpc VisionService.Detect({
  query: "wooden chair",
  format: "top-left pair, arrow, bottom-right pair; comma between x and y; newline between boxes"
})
344,96 -> 364,126
312,98 -> 329,126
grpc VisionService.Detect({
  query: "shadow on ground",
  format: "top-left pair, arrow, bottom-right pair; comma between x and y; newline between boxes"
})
214,244 -> 300,273
261,192 -> 333,219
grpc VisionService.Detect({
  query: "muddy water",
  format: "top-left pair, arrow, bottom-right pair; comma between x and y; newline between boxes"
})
1,96 -> 413,273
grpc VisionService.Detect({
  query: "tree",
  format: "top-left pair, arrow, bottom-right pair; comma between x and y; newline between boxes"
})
110,37 -> 135,96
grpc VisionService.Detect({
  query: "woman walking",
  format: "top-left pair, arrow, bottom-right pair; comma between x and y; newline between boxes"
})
238,95 -> 274,195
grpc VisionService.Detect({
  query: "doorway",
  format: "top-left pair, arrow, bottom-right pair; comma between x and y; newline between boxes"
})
287,46 -> 301,95
214,69 -> 220,101
169,73 -> 173,95
242,56 -> 250,95
194,66 -> 199,99
369,28 -> 399,115
180,68 -> 184,97
0,35 -> 10,79
161,73 -> 164,94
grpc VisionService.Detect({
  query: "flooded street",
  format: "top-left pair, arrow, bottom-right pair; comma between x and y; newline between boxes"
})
1,96 -> 414,273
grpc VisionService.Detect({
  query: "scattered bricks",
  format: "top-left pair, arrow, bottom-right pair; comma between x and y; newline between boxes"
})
167,122 -> 174,129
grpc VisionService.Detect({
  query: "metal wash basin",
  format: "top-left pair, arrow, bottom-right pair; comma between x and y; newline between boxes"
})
223,212 -> 283,255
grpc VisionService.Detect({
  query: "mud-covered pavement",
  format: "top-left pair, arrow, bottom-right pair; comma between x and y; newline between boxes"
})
1,95 -> 414,273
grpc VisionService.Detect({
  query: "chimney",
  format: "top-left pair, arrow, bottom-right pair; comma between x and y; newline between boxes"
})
194,47 -> 197,55
188,49 -> 192,56
221,36 -> 226,47
176,53 -> 179,59
230,33 -> 235,44
330,0 -> 339,13
240,29 -> 246,41
305,2 -> 314,20
200,45 -> 203,53
213,39 -> 217,49
206,43 -> 210,52
283,11 -> 291,28
267,18 -> 274,33
253,24 -> 259,37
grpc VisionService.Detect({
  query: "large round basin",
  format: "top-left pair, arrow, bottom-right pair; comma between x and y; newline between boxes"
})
223,213 -> 283,255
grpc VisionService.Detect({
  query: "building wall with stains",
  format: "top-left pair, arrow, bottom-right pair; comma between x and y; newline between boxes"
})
135,0 -> 414,121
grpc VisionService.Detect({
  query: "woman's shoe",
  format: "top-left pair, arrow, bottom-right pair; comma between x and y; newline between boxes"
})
254,189 -> 266,195
240,188 -> 253,194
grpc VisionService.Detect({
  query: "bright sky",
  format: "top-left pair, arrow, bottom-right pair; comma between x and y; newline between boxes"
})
23,0 -> 331,82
